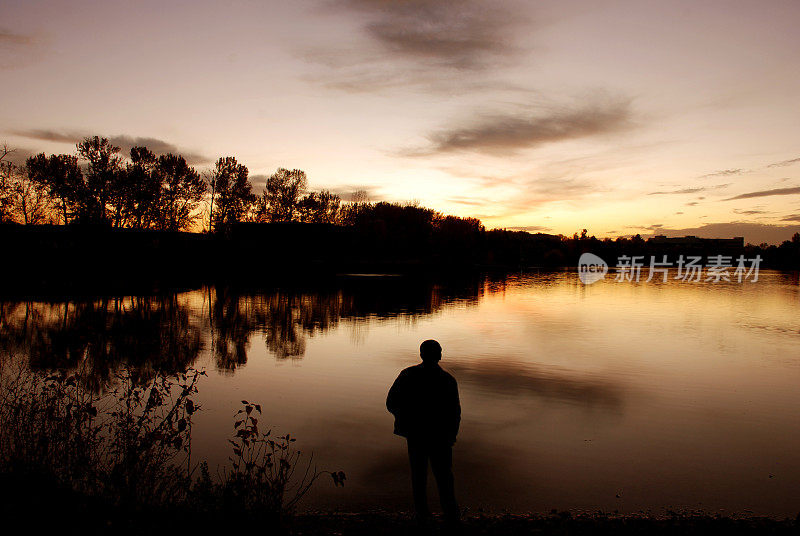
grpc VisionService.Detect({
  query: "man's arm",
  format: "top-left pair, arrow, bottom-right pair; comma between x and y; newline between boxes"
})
386,372 -> 405,415
449,377 -> 461,442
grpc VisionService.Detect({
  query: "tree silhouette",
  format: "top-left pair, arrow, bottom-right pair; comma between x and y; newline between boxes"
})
258,168 -> 307,223
12,166 -> 53,225
153,153 -> 206,231
297,190 -> 341,224
207,156 -> 255,232
76,136 -> 124,225
25,152 -> 84,224
0,145 -> 14,223
123,146 -> 160,229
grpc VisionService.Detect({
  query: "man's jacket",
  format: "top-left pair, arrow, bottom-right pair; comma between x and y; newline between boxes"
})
386,362 -> 461,445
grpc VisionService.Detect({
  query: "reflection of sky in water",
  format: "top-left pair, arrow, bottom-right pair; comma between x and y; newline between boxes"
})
3,271 -> 800,516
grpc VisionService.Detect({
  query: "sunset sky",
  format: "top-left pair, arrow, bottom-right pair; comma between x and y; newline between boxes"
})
2,0 -> 800,243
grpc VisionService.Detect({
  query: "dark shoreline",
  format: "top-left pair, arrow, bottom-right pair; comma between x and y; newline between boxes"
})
291,511 -> 800,535
3,223 -> 799,293
4,463 -> 798,534
4,498 -> 799,536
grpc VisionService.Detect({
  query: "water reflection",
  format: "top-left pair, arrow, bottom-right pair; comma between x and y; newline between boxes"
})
0,274 -> 498,384
5,271 -> 800,516
449,360 -> 625,411
0,297 -> 203,389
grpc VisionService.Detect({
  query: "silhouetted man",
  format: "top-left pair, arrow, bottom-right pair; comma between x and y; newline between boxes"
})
387,339 -> 461,525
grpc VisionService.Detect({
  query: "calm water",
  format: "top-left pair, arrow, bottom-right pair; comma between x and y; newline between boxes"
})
3,271 -> 800,516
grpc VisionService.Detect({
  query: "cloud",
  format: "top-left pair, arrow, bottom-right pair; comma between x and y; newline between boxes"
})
506,225 -> 552,232
322,0 -> 522,68
0,30 -> 35,46
437,167 -> 518,188
109,135 -> 212,165
526,175 -> 600,199
686,202 -> 699,206
648,222 -> 800,245
10,129 -> 77,145
652,187 -> 706,195
349,0 -> 519,70
0,145 -> 37,166
648,184 -> 729,195
321,185 -> 382,202
12,129 -> 212,165
456,169 -> 614,224
303,0 -> 530,93
781,214 -> 800,222
469,173 -> 609,224
247,175 -> 382,200
0,29 -> 43,68
408,98 -> 632,156
724,186 -> 800,201
768,157 -> 800,168
733,208 -> 767,215
699,168 -> 744,178
446,195 -> 488,206
249,174 -> 269,193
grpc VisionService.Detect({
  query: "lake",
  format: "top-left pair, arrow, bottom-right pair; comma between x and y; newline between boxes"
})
2,270 -> 800,516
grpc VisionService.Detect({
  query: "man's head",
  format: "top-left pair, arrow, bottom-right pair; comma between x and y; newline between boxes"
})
420,339 -> 442,363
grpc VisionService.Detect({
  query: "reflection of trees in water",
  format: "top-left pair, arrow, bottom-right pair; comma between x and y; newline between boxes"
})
0,296 -> 203,390
1,274 -> 497,382
209,275 -> 493,368
208,287 -> 253,371
208,287 -> 376,368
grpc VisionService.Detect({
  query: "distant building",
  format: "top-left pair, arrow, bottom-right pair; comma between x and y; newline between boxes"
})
649,235 -> 744,248
528,232 -> 562,242
646,235 -> 745,260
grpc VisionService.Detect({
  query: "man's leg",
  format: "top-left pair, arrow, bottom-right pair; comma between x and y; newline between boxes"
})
429,443 -> 459,522
406,438 -> 430,519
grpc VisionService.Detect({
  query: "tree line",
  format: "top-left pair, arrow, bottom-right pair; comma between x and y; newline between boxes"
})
1,136 -> 456,233
6,136 -> 796,270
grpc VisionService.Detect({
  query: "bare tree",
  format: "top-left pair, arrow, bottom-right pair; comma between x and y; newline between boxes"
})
0,146 -> 56,224
202,169 -> 216,233
0,144 -> 14,223
12,167 -> 53,224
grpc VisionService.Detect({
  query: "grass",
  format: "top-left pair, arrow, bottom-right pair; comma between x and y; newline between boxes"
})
0,355 -> 342,534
